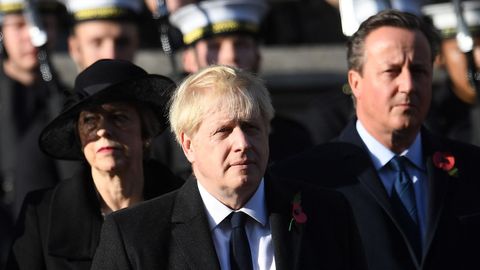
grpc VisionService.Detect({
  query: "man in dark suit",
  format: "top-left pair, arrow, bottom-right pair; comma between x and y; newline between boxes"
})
91,65 -> 366,270
271,9 -> 480,270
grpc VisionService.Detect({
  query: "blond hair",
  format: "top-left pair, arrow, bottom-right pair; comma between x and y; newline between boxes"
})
169,65 -> 274,144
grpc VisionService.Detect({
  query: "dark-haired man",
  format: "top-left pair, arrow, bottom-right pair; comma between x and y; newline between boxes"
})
272,9 -> 480,270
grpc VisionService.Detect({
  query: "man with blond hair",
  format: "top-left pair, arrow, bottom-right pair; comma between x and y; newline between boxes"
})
92,65 -> 366,270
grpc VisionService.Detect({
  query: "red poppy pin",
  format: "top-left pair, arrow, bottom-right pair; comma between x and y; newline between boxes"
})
289,192 -> 307,231
433,151 -> 459,177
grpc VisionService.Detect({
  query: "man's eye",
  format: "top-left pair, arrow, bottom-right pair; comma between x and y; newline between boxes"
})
242,123 -> 260,134
385,69 -> 399,74
90,38 -> 103,47
216,127 -> 229,133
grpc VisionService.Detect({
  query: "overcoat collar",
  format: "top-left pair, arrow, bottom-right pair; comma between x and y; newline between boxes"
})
419,129 -> 452,266
170,176 -> 222,270
170,175 -> 303,270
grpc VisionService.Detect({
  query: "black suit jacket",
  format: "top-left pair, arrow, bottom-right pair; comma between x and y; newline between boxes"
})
6,160 -> 184,270
91,175 -> 366,270
271,120 -> 480,270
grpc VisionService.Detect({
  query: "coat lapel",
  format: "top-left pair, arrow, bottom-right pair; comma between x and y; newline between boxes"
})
420,131 -> 452,264
265,177 -> 303,270
338,120 -> 395,217
170,177 -> 221,270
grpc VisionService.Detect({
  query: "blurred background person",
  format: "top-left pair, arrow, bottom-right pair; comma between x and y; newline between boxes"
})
63,0 -> 143,71
145,0 -> 314,179
423,0 -> 480,146
7,59 -> 184,270
0,0 -> 68,265
168,0 -> 265,75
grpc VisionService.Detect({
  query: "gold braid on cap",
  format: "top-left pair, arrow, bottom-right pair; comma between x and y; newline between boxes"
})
183,20 -> 259,45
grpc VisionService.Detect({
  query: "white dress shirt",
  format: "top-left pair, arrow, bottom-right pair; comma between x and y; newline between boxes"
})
356,120 -> 429,246
197,179 -> 276,270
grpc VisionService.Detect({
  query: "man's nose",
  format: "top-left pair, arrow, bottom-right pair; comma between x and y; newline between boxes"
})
232,127 -> 251,152
218,41 -> 238,65
398,69 -> 414,93
100,40 -> 117,59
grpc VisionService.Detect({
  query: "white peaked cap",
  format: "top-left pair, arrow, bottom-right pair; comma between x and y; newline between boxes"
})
422,1 -> 480,38
0,0 -> 59,14
339,0 -> 423,36
170,0 -> 268,45
62,0 -> 142,21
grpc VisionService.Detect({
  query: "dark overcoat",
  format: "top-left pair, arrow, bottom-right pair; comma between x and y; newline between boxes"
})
271,120 -> 480,270
6,160 -> 184,270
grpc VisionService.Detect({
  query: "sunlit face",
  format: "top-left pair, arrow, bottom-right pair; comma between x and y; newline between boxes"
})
349,27 -> 433,139
183,34 -> 260,73
1,13 -> 57,71
77,102 -> 143,174
68,20 -> 139,70
441,37 -> 480,104
181,107 -> 269,206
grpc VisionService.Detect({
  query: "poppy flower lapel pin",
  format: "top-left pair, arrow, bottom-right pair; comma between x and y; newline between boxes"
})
289,192 -> 307,232
433,151 -> 459,177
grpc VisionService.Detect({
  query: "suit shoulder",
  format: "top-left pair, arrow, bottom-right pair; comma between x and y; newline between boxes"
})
20,187 -> 55,212
268,141 -> 368,186
427,133 -> 480,165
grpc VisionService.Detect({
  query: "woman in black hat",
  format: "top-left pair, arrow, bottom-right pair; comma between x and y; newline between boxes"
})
6,59 -> 184,270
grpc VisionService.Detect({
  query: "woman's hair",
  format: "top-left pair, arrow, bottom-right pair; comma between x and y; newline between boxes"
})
169,65 -> 274,144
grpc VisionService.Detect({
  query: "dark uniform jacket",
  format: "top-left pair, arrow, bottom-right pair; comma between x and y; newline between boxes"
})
0,69 -> 67,267
6,160 -> 184,270
271,120 -> 480,270
91,175 -> 367,270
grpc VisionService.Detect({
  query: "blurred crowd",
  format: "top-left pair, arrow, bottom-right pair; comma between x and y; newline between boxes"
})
0,0 -> 479,269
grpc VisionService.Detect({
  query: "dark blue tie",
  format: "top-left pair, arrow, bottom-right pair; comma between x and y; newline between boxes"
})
230,212 -> 253,270
389,156 -> 422,259
390,156 -> 418,224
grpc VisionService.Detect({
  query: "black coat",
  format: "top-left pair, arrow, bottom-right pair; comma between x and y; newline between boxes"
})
271,120 -> 480,270
6,160 -> 184,270
91,175 -> 367,270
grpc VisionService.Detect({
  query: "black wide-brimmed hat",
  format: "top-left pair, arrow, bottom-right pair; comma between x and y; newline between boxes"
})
39,59 -> 176,160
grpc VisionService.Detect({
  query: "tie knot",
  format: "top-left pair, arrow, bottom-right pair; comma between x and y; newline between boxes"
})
230,212 -> 247,228
389,156 -> 407,172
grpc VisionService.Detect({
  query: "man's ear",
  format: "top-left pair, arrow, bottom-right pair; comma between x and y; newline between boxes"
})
180,132 -> 195,163
348,69 -> 363,99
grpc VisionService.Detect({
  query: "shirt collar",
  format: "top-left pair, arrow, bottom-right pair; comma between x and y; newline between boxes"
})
356,120 -> 425,170
197,179 -> 268,231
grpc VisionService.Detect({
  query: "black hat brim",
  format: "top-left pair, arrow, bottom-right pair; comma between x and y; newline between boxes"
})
39,74 -> 175,160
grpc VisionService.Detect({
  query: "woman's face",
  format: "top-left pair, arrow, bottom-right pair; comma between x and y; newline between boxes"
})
77,102 -> 144,173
